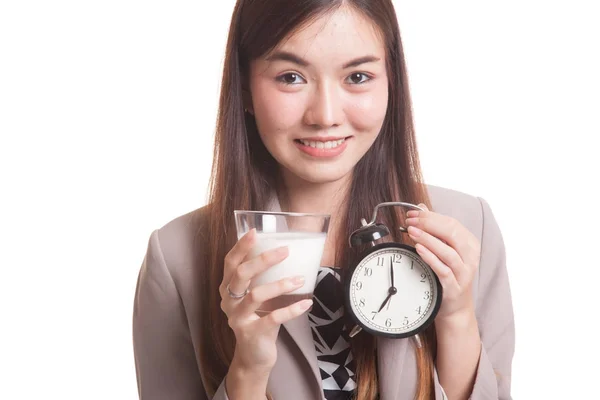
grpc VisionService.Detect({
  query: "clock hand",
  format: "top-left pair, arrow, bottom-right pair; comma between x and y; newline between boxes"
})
390,256 -> 395,288
388,256 -> 396,311
377,292 -> 393,313
376,265 -> 399,317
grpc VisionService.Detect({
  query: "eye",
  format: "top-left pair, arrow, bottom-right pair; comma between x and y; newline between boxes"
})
346,72 -> 371,85
276,73 -> 306,85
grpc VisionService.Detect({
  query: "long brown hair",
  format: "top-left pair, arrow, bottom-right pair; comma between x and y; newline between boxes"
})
199,1 -> 436,399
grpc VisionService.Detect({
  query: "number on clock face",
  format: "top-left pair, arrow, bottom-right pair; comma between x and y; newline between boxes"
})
350,247 -> 437,333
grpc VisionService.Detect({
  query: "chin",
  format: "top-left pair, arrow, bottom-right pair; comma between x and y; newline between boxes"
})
284,162 -> 354,185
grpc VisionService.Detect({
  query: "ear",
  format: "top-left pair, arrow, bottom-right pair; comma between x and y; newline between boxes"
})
242,88 -> 254,115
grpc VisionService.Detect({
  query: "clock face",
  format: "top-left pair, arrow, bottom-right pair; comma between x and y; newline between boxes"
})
347,244 -> 441,337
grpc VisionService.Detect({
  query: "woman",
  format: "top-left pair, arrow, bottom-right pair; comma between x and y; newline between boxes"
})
132,0 -> 514,399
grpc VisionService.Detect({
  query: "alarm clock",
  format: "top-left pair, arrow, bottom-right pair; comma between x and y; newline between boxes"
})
345,202 -> 443,341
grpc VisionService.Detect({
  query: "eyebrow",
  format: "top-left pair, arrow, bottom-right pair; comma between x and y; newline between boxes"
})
265,51 -> 381,69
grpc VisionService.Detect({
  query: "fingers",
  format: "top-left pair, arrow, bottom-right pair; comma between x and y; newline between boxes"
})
406,208 -> 480,267
256,298 -> 313,332
222,229 -> 257,290
407,225 -> 467,282
413,242 -> 459,291
227,246 -> 289,296
405,203 -> 479,319
232,275 -> 305,318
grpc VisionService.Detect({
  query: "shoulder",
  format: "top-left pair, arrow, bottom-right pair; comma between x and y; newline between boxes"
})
155,205 -> 210,267
143,205 -> 211,303
425,182 -> 481,208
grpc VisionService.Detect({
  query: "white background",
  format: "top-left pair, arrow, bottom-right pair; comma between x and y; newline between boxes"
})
1,0 -> 598,398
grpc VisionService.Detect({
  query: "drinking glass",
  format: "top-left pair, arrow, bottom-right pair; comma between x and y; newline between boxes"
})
234,210 -> 330,314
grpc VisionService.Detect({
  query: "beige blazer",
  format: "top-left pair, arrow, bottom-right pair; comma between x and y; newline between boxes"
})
132,184 -> 514,399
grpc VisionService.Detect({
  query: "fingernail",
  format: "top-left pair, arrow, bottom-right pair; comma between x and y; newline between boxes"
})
290,276 -> 305,285
275,246 -> 289,256
408,226 -> 422,237
405,217 -> 418,225
415,243 -> 428,253
298,299 -> 313,311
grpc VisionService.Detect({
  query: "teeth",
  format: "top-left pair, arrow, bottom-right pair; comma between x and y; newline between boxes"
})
299,138 -> 346,149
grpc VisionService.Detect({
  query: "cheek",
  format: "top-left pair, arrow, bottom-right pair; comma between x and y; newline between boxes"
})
346,84 -> 389,131
251,81 -> 305,136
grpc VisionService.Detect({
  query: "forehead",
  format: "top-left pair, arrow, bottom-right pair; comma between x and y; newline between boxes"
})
268,6 -> 385,64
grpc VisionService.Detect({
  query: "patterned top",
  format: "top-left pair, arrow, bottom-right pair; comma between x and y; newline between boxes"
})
308,266 -> 358,400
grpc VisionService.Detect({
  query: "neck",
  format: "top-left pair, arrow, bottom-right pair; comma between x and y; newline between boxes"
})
276,171 -> 352,218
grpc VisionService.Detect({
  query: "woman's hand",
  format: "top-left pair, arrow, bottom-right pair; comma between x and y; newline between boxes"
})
405,204 -> 481,322
219,229 -> 313,374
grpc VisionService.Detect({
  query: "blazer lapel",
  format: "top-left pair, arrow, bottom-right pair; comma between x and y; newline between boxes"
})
266,193 -> 323,395
282,314 -> 323,395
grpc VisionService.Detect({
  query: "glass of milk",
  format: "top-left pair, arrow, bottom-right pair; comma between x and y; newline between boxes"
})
234,210 -> 330,314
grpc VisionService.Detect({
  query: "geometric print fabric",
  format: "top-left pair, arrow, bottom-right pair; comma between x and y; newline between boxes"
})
308,267 -> 358,399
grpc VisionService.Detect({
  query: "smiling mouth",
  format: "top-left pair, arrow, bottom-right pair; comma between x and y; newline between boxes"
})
294,136 -> 352,149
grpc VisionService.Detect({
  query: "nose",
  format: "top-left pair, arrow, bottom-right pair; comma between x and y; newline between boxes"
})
303,80 -> 344,129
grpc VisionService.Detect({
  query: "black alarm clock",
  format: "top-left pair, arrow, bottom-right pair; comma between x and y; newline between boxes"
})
345,202 -> 442,341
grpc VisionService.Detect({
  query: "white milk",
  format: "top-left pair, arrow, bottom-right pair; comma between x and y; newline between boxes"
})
248,231 -> 327,294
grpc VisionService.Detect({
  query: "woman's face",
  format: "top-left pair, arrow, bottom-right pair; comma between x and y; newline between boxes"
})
247,6 -> 389,186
